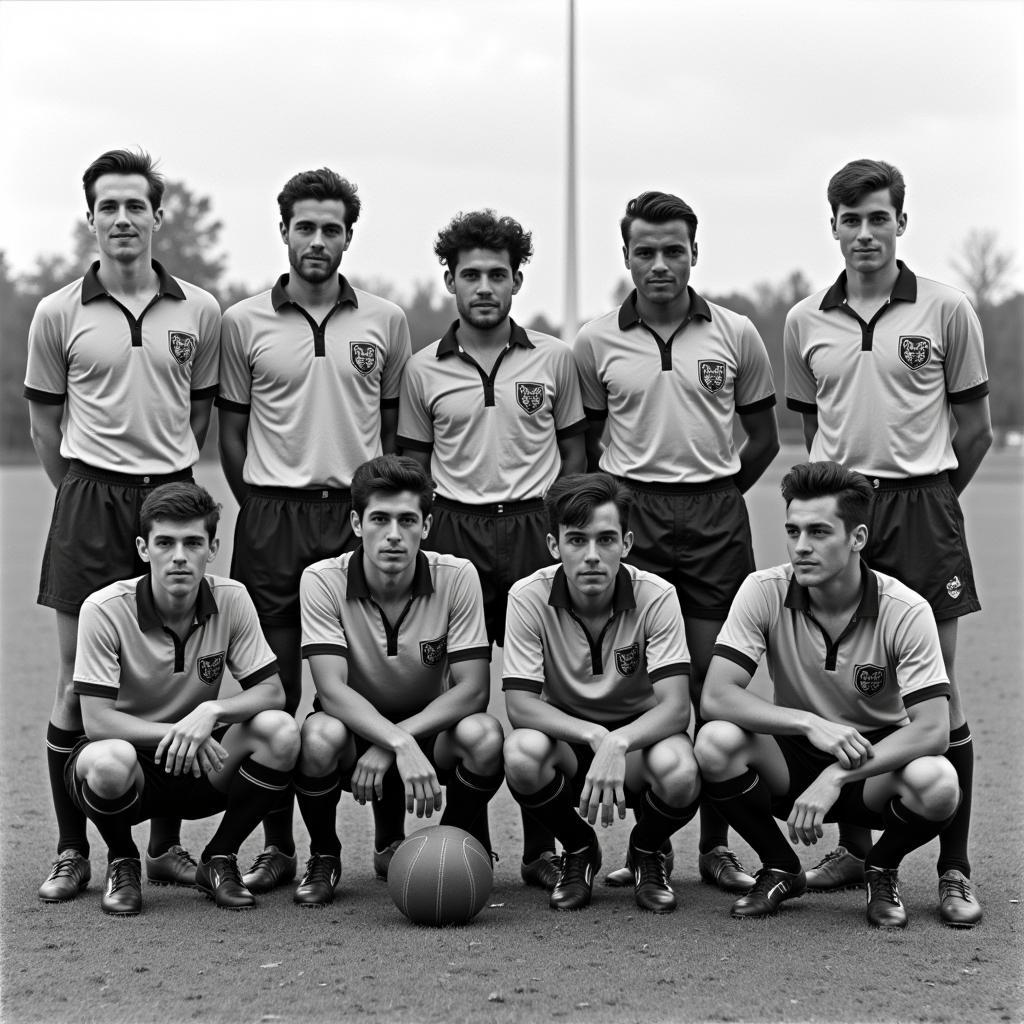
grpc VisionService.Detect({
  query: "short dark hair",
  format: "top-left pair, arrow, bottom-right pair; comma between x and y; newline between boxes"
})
83,149 -> 164,213
139,482 -> 221,542
351,455 -> 435,518
545,473 -> 632,536
434,210 -> 534,273
620,191 -> 698,247
827,159 -> 906,217
278,168 -> 361,229
780,462 -> 875,534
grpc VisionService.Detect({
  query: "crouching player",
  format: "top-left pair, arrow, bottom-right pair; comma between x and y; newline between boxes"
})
695,462 -> 960,928
66,483 -> 299,915
292,455 -> 504,906
502,474 -> 700,913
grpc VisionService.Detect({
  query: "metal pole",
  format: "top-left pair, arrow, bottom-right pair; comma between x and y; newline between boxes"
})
563,0 -> 578,342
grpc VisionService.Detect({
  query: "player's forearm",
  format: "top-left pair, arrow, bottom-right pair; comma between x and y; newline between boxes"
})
29,421 -> 69,488
702,681 -> 814,737
189,398 -> 214,452
609,699 -> 687,753
735,431 -> 780,493
318,683 -> 414,754
506,692 -> 604,746
212,679 -> 286,723
81,705 -> 170,747
950,428 -> 992,494
397,680 -> 488,739
217,441 -> 248,505
828,717 -> 949,787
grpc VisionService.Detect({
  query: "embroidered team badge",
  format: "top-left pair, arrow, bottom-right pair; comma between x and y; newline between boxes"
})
946,576 -> 963,599
168,331 -> 197,365
854,663 -> 886,697
197,652 -> 225,686
420,635 -> 448,667
516,381 -> 545,415
697,359 -> 726,394
350,342 -> 379,376
898,335 -> 931,370
615,642 -> 641,677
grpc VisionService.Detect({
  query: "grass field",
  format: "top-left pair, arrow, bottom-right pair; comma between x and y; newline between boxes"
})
2,450 -> 1022,1024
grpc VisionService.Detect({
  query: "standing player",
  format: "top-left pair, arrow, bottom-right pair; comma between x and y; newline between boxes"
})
217,168 -> 412,893
784,159 -> 991,926
573,191 -> 779,892
25,149 -> 221,902
67,482 -> 299,914
695,462 -> 960,929
292,455 -> 504,906
397,210 -> 587,889
502,474 -> 700,913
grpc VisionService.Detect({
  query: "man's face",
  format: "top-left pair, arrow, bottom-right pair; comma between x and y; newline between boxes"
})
445,248 -> 522,331
352,491 -> 431,579
623,219 -> 696,308
281,199 -> 351,284
548,501 -> 633,601
87,174 -> 162,264
785,496 -> 865,589
137,517 -> 217,602
831,189 -> 906,276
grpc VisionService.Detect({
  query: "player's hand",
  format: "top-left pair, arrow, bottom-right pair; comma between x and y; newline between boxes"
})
787,769 -> 843,846
351,745 -> 395,805
194,736 -> 229,778
393,737 -> 443,818
578,733 -> 628,828
803,716 -> 873,769
156,703 -> 220,776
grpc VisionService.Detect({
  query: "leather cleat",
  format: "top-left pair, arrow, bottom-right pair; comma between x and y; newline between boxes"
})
241,845 -> 296,893
938,869 -> 982,928
38,850 -> 91,902
731,867 -> 806,918
605,841 -> 674,887
630,838 -> 676,914
197,854 -> 256,910
521,851 -> 561,891
101,857 -> 142,916
373,839 -> 403,880
805,845 -> 865,891
550,842 -> 601,911
146,845 -> 197,887
865,866 -> 907,929
294,854 -> 342,907
698,846 -> 755,893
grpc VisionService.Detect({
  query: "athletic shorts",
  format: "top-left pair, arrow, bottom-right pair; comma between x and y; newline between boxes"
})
863,473 -> 979,621
429,496 -> 552,646
617,476 -> 754,620
231,486 -> 357,627
39,461 -> 194,614
559,715 -> 643,806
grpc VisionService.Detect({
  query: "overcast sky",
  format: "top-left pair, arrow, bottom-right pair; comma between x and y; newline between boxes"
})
1,0 -> 1021,323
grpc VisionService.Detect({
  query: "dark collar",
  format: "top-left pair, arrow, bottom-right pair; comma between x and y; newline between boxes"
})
547,565 -> 638,614
435,317 -> 533,358
270,274 -> 358,313
783,560 -> 880,619
819,260 -> 917,311
617,288 -> 712,331
344,546 -> 435,601
135,574 -> 218,633
81,260 -> 185,305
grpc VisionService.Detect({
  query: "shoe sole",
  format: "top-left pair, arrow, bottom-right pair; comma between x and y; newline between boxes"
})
101,906 -> 141,917
38,889 -> 88,904
939,915 -> 980,929
198,890 -> 256,911
806,881 -> 865,892
147,878 -> 197,888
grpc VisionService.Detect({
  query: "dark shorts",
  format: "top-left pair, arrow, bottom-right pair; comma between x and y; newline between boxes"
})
429,496 -> 552,646
863,473 -> 979,621
39,461 -> 194,614
231,487 -> 357,627
618,477 -> 754,620
561,715 -> 642,806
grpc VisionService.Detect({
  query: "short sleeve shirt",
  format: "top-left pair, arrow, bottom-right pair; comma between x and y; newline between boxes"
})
24,261 -> 220,474
784,263 -> 989,476
502,563 -> 690,724
713,563 -> 950,730
572,289 -> 776,483
300,548 -> 490,720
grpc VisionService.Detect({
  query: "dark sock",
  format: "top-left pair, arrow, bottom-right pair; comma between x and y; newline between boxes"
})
203,758 -> 291,860
372,769 -> 407,850
521,811 -> 556,862
704,769 -> 800,873
509,772 -> 595,853
46,724 -> 89,856
631,788 -> 700,852
692,714 -> 730,854
837,823 -> 872,859
440,764 -> 503,852
80,781 -> 140,861
295,768 -> 343,858
261,787 -> 296,856
867,796 -> 957,870
147,817 -> 182,858
938,724 -> 973,877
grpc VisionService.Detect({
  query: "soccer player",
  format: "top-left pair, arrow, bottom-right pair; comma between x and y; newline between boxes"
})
696,462 -> 960,928
783,159 -> 991,926
217,168 -> 412,893
25,149 -> 221,902
573,191 -> 779,892
502,473 -> 700,913
291,455 -> 504,906
397,210 -> 587,889
65,482 -> 299,915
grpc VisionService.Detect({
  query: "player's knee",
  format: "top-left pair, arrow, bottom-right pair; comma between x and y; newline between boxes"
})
902,756 -> 960,820
503,729 -> 548,788
299,713 -> 349,773
83,739 -> 138,795
454,713 -> 504,774
646,739 -> 701,803
250,710 -> 300,769
693,720 -> 746,780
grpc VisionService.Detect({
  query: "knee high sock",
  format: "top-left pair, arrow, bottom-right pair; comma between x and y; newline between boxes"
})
631,788 -> 700,853
440,764 -> 503,853
521,810 -> 557,862
692,713 -> 730,854
203,758 -> 291,860
294,767 -> 343,859
80,781 -> 140,861
867,796 -> 957,870
260,787 -> 296,856
509,772 -> 596,853
147,817 -> 182,857
47,724 -> 89,856
371,768 -> 407,850
938,724 -> 973,877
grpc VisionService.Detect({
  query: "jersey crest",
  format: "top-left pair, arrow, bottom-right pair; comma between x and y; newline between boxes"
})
898,335 -> 931,370
615,642 -> 641,677
854,663 -> 885,697
350,342 -> 379,376
197,651 -> 225,686
516,381 -> 545,415
697,359 -> 726,394
168,331 -> 198,365
946,575 -> 963,599
420,634 -> 448,667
